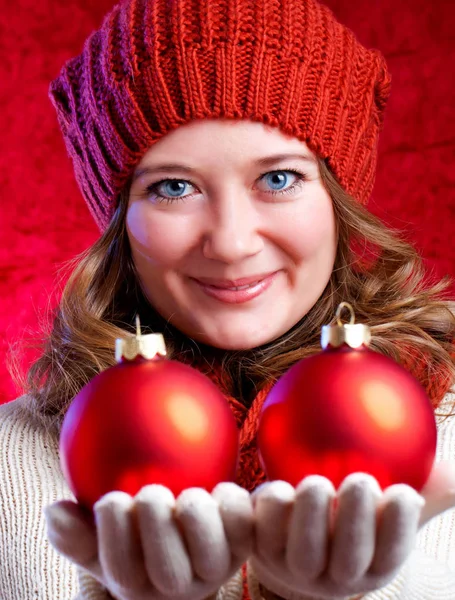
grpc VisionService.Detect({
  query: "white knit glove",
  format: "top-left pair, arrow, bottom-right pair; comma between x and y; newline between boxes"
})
250,462 -> 455,600
44,482 -> 253,600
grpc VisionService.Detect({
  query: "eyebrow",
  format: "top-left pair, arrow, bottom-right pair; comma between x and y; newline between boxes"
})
132,153 -> 316,182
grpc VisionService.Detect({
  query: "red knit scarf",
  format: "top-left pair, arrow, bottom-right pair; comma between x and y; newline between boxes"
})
222,385 -> 272,599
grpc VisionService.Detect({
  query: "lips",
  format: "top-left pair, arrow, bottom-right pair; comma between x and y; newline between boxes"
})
193,272 -> 277,289
190,271 -> 279,304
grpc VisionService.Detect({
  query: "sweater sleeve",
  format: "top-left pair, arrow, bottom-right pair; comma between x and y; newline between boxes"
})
0,397 -> 245,600
247,547 -> 455,600
74,568 -> 242,600
247,394 -> 455,600
74,570 -> 112,600
0,397 -> 79,599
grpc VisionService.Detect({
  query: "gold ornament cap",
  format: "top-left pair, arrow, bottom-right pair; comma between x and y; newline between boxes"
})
321,302 -> 371,349
115,316 -> 167,362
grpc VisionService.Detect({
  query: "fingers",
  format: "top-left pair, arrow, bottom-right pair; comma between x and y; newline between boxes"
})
135,484 -> 192,595
94,491 -> 150,595
370,484 -> 423,576
212,482 -> 254,559
46,484 -> 252,600
287,475 -> 335,580
252,480 -> 295,563
175,487 -> 231,583
419,461 -> 455,527
329,474 -> 381,583
43,500 -> 102,580
250,473 -> 428,598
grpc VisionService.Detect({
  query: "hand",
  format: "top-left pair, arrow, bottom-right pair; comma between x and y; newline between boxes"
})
44,482 -> 254,600
250,461 -> 455,600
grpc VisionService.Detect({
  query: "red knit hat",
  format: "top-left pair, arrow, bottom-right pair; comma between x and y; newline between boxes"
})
49,0 -> 391,232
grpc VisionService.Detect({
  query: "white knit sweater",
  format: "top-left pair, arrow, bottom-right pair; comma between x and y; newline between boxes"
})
0,393 -> 454,600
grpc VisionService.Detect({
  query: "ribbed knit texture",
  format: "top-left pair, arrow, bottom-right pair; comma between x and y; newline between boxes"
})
1,392 -> 454,600
48,0 -> 391,231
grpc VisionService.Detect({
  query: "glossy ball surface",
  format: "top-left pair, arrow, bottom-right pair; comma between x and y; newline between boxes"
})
60,358 -> 239,508
257,347 -> 437,491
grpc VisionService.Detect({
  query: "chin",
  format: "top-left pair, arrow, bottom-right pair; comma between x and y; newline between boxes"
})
202,330 -> 281,351
209,339 -> 258,351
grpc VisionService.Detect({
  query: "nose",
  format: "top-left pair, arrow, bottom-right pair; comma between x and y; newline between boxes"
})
202,191 -> 264,263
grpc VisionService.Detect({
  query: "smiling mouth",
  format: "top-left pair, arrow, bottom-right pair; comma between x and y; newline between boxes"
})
206,279 -> 264,291
190,272 -> 279,304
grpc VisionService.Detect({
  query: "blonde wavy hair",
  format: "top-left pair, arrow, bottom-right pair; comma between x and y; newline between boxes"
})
19,158 -> 455,434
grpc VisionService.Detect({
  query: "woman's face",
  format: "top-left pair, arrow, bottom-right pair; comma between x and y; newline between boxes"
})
127,120 -> 337,350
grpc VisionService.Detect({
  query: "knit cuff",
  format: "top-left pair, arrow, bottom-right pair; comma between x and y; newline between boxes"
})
76,566 -> 243,600
258,583 -> 362,600
76,569 -> 113,600
246,559 -> 405,600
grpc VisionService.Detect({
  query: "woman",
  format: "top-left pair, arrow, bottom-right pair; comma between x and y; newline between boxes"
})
1,0 -> 455,598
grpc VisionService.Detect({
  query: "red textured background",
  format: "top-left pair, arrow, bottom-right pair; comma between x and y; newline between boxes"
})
1,0 -> 454,404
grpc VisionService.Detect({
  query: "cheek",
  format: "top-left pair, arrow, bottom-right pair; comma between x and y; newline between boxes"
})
276,194 -> 336,260
126,202 -> 194,266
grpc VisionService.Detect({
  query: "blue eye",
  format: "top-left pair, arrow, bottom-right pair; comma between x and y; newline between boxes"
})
258,169 -> 305,196
144,169 -> 307,204
144,178 -> 198,203
157,180 -> 192,197
264,171 -> 291,190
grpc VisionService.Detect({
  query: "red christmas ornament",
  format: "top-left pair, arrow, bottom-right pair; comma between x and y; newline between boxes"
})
257,303 -> 437,492
60,318 -> 239,509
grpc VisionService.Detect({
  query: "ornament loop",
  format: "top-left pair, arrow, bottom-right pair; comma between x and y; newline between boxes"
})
136,314 -> 141,337
335,302 -> 355,326
115,315 -> 167,362
321,302 -> 371,350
